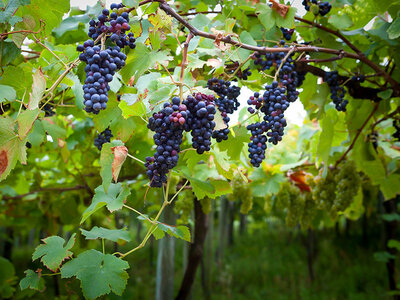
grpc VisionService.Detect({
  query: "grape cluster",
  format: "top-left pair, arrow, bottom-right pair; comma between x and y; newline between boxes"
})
351,74 -> 365,83
145,97 -> 187,187
240,67 -> 252,80
94,127 -> 113,150
76,3 -> 136,114
43,104 -> 55,117
183,93 -> 216,153
228,177 -> 254,214
248,45 -> 301,167
280,27 -> 294,40
311,161 -> 361,218
325,71 -> 348,112
77,44 -> 126,114
206,78 -> 241,142
302,0 -> 332,16
174,189 -> 194,224
87,4 -> 136,49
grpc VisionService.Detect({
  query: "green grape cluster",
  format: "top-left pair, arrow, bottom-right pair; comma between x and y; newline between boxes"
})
311,160 -> 361,218
312,169 -> 337,211
174,189 -> 194,224
300,193 -> 317,228
228,177 -> 253,214
333,160 -> 361,212
199,197 -> 212,214
276,182 -> 317,228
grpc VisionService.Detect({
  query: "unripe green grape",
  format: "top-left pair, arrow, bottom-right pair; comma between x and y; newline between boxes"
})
333,160 -> 360,212
312,169 -> 337,211
174,190 -> 194,224
300,193 -> 317,229
199,197 -> 212,214
228,176 -> 253,214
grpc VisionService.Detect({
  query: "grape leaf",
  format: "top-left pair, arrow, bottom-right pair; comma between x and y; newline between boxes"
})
80,226 -> 131,242
0,257 -> 17,297
138,216 -> 191,242
32,234 -> 76,272
100,143 -> 114,192
17,108 -> 40,140
0,85 -> 16,103
61,249 -> 129,300
111,146 -> 128,182
81,183 -> 131,224
28,68 -> 46,110
19,270 -> 45,291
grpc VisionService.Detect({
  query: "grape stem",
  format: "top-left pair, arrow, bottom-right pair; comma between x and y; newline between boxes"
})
274,47 -> 296,81
116,175 -> 188,258
227,54 -> 254,81
126,153 -> 145,164
179,32 -> 194,102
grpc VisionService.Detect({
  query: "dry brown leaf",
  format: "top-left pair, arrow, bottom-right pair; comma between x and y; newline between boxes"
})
111,146 -> 128,182
269,0 -> 290,18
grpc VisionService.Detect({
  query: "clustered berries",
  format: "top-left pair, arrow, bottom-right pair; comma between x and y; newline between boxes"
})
280,27 -> 294,40
77,43 -> 126,114
183,93 -> 217,154
94,127 -> 113,150
207,78 -> 241,142
248,42 -> 301,167
145,97 -> 187,187
325,71 -> 348,112
77,3 -> 136,114
302,0 -> 332,16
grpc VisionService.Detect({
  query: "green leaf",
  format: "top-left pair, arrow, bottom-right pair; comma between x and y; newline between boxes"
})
380,174 -> 400,199
80,226 -> 131,243
32,234 -> 76,271
256,4 -> 275,31
328,14 -> 353,30
0,85 -> 16,103
81,183 -> 131,224
0,41 -> 21,65
100,143 -> 114,192
12,15 -> 35,47
68,74 -> 85,109
374,251 -> 395,263
388,239 -> 400,251
0,257 -> 17,297
16,108 -> 40,140
120,43 -> 173,83
119,94 -> 146,118
377,89 -> 393,100
382,213 -> 400,222
0,117 -> 27,181
387,14 -> 400,39
61,249 -> 129,300
28,69 -> 46,110
19,270 -> 45,291
316,109 -> 336,164
274,7 -> 296,29
138,216 -> 191,242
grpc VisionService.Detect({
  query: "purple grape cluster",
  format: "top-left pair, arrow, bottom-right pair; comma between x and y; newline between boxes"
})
325,71 -> 348,112
145,97 -> 188,187
43,104 -> 55,117
302,0 -> 332,16
240,67 -> 252,80
247,44 -> 301,167
77,43 -> 126,114
94,127 -> 113,150
183,93 -> 217,154
76,3 -> 136,114
206,78 -> 241,142
280,27 -> 294,40
87,3 -> 136,49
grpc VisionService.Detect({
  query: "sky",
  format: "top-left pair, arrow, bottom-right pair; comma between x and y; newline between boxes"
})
69,0 -> 308,126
